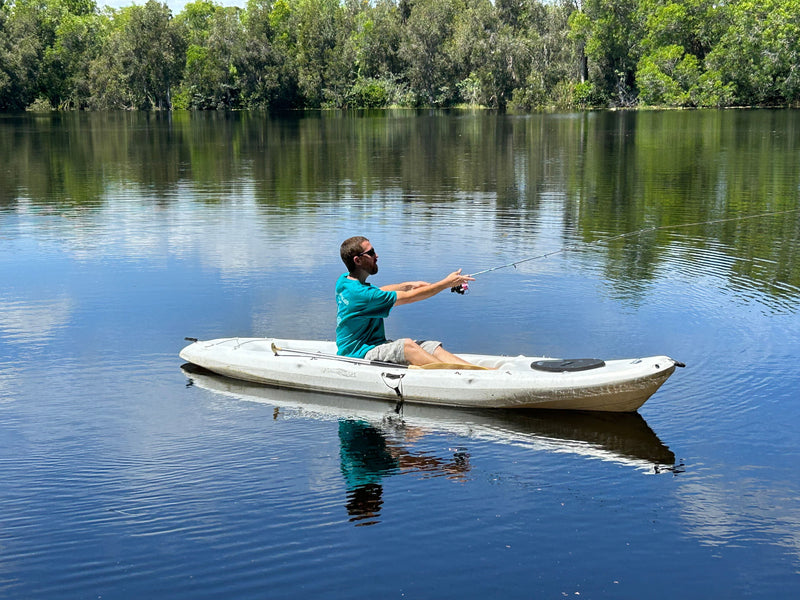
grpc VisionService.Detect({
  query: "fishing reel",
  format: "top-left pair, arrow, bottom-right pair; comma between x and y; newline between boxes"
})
450,283 -> 469,294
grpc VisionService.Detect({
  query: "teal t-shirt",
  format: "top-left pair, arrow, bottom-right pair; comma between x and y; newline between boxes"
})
336,273 -> 397,358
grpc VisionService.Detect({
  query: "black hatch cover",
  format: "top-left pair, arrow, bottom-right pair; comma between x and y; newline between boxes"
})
531,358 -> 606,372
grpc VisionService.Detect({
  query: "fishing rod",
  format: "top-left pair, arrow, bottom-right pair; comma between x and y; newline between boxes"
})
451,208 -> 800,293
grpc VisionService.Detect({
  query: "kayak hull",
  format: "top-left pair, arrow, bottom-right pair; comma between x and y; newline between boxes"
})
179,337 -> 679,412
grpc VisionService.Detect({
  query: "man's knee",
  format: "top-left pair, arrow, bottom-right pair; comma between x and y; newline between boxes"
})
402,338 -> 419,350
401,338 -> 419,358
403,338 -> 434,363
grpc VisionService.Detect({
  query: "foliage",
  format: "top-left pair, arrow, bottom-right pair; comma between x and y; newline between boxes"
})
634,0 -> 723,107
1,0 -> 800,111
44,8 -> 105,109
236,0 -> 300,109
398,0 -> 463,106
175,6 -> 243,109
575,0 -> 643,106
88,1 -> 187,109
1,0 -> 64,109
636,44 -> 695,106
705,0 -> 800,106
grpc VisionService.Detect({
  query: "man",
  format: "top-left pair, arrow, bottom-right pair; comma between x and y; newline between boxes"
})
335,236 -> 476,366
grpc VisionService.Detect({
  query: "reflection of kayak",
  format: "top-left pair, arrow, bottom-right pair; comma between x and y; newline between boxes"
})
181,364 -> 676,472
180,337 -> 682,412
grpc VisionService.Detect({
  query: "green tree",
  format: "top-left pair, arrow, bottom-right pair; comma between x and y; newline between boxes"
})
0,0 -> 108,110
0,0 -> 63,110
705,0 -> 800,105
344,0 -> 406,107
636,44 -> 696,105
451,0 -> 523,109
175,0 -> 217,46
567,2 -> 590,86
525,1 -> 577,109
289,0 -> 353,107
232,0 -> 300,109
569,0 -> 643,106
89,1 -> 186,109
350,0 -> 403,79
177,5 -> 244,109
43,4 -> 104,108
634,0 -> 725,106
399,0 -> 464,106
638,0 -> 720,60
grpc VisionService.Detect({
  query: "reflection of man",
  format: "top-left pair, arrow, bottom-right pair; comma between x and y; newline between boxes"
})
338,419 -> 470,526
339,421 -> 397,526
336,236 -> 477,366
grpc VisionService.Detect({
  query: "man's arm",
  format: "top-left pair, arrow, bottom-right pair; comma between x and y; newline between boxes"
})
392,270 -> 474,306
380,281 -> 429,292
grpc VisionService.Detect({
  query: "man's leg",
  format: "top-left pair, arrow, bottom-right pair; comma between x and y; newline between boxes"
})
403,339 -> 477,367
431,345 -> 476,366
402,339 -> 441,365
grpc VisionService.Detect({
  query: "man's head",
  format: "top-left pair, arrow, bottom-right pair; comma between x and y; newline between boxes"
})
341,236 -> 378,275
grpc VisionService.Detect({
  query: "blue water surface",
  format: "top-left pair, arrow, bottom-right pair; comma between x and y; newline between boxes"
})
1,110 -> 799,599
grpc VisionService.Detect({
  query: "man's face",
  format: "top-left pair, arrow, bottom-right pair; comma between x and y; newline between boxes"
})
356,241 -> 379,275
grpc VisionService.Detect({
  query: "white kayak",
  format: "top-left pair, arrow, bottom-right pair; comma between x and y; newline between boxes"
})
179,337 -> 683,412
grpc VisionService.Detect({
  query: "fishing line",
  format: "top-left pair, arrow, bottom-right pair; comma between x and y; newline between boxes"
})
451,208 -> 800,293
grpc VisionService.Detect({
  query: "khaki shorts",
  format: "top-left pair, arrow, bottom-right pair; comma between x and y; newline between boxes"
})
365,339 -> 442,365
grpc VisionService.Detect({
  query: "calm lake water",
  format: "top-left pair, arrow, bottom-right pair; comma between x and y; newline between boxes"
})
1,109 -> 799,598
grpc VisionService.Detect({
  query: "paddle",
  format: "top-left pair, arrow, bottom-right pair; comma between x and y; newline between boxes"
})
271,343 -> 408,369
412,363 -> 489,370
270,343 -> 488,370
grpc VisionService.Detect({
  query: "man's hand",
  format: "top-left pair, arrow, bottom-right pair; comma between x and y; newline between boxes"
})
446,269 -> 474,295
443,269 -> 474,289
393,270 -> 474,305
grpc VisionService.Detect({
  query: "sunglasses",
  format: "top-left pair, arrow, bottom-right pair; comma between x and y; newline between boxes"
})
357,248 -> 377,258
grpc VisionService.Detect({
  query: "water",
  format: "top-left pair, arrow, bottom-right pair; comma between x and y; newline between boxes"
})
1,110 -> 799,598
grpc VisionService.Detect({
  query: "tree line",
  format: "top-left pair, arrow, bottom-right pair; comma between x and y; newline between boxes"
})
2,0 -> 799,112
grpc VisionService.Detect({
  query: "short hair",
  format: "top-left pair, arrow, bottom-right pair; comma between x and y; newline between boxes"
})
340,236 -> 369,273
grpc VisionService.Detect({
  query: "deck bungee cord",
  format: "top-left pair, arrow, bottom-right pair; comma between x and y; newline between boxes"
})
451,208 -> 800,294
